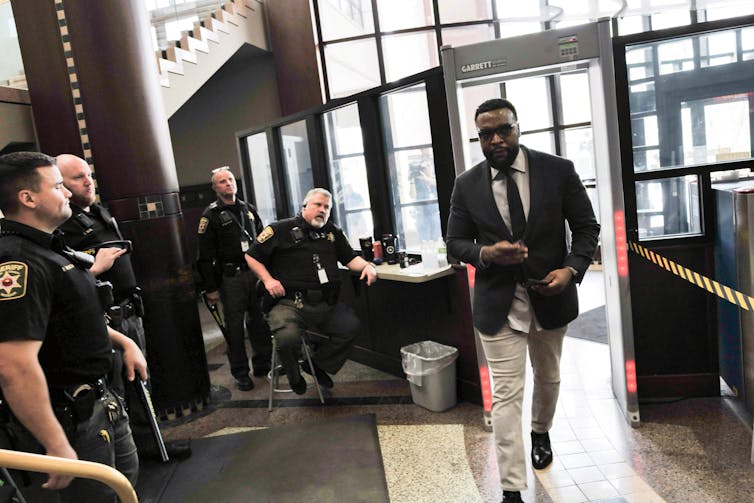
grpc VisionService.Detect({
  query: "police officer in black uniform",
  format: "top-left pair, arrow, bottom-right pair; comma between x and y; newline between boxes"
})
196,166 -> 272,391
0,152 -> 147,502
246,188 -> 377,394
55,154 -> 190,461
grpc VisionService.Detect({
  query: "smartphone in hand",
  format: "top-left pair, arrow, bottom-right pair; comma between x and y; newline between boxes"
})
522,278 -> 551,288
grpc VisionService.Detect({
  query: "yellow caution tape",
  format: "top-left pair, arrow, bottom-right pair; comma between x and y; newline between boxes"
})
629,241 -> 754,311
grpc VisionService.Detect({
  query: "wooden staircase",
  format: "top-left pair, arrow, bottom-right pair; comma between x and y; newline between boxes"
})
156,0 -> 268,117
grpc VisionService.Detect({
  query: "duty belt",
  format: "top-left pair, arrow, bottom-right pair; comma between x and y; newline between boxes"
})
49,377 -> 108,405
222,262 -> 249,276
284,288 -> 337,305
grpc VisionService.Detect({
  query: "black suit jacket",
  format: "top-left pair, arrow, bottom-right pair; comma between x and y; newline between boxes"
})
446,146 -> 600,333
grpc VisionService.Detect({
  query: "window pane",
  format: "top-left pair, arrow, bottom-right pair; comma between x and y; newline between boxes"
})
745,27 -> 754,61
245,132 -> 277,225
376,0 -> 434,31
559,71 -> 592,125
325,39 -> 381,98
461,83 -> 502,143
617,15 -> 645,36
323,104 -> 374,245
318,0 -> 375,41
382,30 -> 439,83
468,140 -> 486,166
549,0 -> 623,27
625,25 -> 754,172
657,39 -> 695,75
520,131 -> 554,155
504,76 -> 552,131
0,2 -> 24,86
380,84 -> 442,251
439,0 -> 492,24
710,167 -> 752,184
681,93 -> 752,165
279,120 -> 314,216
631,115 -> 659,149
699,31 -> 737,68
635,176 -> 702,240
704,4 -> 754,22
495,0 -> 542,18
441,24 -> 494,48
651,10 -> 690,30
563,127 -> 595,180
382,86 -> 433,147
497,21 -> 542,39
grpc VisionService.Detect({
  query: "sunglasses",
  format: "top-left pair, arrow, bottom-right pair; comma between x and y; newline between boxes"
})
477,123 -> 518,142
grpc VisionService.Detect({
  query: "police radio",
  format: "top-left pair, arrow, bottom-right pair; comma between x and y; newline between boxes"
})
291,227 -> 306,243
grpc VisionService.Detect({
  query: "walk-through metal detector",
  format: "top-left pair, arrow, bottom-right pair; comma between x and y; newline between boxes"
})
441,19 -> 640,426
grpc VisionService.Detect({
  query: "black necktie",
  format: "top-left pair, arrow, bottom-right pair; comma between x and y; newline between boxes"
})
494,167 -> 526,241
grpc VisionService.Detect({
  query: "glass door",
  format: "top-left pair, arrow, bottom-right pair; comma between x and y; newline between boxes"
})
614,18 -> 754,405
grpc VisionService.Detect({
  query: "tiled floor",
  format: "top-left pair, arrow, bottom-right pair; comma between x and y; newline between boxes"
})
158,270 -> 754,502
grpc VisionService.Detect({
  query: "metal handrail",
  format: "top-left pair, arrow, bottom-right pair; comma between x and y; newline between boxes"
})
0,449 -> 137,503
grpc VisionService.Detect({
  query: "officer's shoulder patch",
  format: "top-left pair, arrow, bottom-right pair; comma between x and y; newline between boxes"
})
0,261 -> 28,301
257,226 -> 274,243
198,217 -> 209,234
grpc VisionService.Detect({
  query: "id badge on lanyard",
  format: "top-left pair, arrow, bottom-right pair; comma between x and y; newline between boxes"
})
313,253 -> 329,284
241,239 -> 249,252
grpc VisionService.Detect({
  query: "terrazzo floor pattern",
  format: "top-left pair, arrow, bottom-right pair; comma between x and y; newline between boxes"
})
157,277 -> 754,503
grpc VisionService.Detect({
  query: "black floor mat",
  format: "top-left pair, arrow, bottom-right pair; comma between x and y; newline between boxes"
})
136,413 -> 389,503
567,306 -> 607,344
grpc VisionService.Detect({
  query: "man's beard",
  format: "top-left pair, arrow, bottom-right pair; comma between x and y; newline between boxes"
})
310,216 -> 326,228
484,144 -> 520,170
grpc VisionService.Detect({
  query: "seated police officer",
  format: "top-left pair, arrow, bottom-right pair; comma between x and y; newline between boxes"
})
55,154 -> 190,461
245,188 -> 377,394
0,152 -> 147,502
196,166 -> 272,391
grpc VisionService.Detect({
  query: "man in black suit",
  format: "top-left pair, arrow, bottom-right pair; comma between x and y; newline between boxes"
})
446,99 -> 599,503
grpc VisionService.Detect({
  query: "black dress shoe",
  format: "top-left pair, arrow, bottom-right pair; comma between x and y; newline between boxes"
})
301,363 -> 334,389
235,375 -> 254,391
531,431 -> 553,469
286,367 -> 307,395
502,490 -> 524,502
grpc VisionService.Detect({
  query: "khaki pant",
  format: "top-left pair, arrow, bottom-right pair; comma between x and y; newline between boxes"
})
479,320 -> 566,491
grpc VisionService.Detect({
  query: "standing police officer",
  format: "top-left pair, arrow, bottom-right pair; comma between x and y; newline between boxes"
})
196,166 -> 271,391
245,188 -> 377,394
0,152 -> 147,502
55,154 -> 190,461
